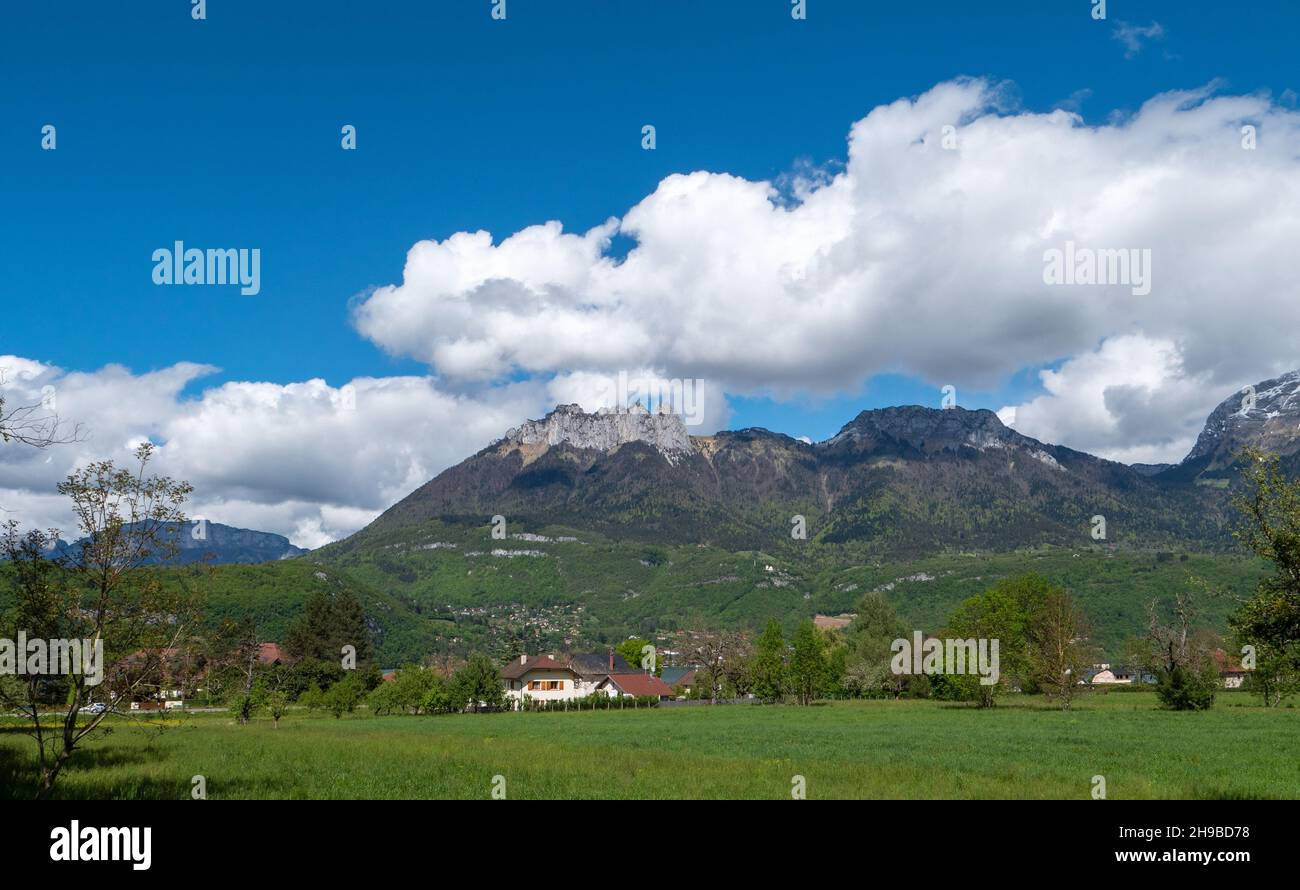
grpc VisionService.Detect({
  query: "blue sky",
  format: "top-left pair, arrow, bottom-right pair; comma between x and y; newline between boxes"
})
5,0 -> 1292,439
4,1 -> 1299,544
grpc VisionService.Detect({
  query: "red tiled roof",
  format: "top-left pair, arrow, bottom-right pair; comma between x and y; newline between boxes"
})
258,643 -> 286,665
1212,648 -> 1246,673
603,672 -> 675,698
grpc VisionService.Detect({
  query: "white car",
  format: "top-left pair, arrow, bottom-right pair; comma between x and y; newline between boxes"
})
78,702 -> 107,715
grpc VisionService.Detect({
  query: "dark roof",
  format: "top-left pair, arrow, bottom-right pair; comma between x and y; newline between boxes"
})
501,655 -> 577,680
569,652 -> 632,677
660,667 -> 692,685
600,673 -> 675,698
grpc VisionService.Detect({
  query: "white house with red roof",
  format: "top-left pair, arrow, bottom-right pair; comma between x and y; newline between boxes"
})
501,654 -> 677,705
595,672 -> 675,700
501,655 -> 586,705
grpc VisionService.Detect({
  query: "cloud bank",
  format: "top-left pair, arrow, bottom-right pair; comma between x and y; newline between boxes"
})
8,78 -> 1300,544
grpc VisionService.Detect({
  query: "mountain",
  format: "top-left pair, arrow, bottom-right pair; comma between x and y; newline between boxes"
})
356,402 -> 1231,556
301,377 -> 1300,659
52,521 -> 308,565
1165,370 -> 1300,482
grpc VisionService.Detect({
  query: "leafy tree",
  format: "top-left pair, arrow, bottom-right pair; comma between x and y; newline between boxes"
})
261,688 -> 289,728
369,664 -> 450,715
719,630 -> 754,698
749,619 -> 787,702
422,672 -> 466,714
0,444 -> 198,798
842,592 -> 909,698
321,671 -> 368,718
1229,448 -> 1300,703
615,637 -> 659,674
788,620 -> 829,706
453,653 -> 503,712
1027,588 -> 1095,710
297,684 -> 325,712
944,575 -> 1047,707
1238,638 -> 1300,707
284,588 -> 373,667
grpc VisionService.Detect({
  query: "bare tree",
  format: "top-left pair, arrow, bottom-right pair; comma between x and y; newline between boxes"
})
0,443 -> 199,797
0,367 -> 82,448
1027,589 -> 1094,710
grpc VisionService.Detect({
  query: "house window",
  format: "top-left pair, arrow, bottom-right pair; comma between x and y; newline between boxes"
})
527,680 -> 564,691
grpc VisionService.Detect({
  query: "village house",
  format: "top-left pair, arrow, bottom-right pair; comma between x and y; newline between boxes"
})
1212,649 -> 1249,688
1088,663 -> 1155,685
568,651 -> 632,685
501,653 -> 680,705
595,672 -> 676,701
501,655 -> 585,705
660,667 -> 696,695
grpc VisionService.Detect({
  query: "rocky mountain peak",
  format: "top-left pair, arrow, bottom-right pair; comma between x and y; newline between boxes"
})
1184,370 -> 1300,468
502,403 -> 695,456
825,405 -> 1021,454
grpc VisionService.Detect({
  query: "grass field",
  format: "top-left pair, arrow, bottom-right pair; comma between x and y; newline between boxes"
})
2,692 -> 1297,800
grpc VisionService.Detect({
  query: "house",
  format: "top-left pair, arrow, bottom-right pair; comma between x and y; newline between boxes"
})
595,672 -> 676,701
257,643 -> 287,666
660,667 -> 698,695
1089,663 -> 1155,685
501,655 -> 586,705
1212,649 -> 1249,689
568,651 -> 632,684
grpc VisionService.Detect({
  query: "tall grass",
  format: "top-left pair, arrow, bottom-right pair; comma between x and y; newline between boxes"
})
1,693 -> 1296,799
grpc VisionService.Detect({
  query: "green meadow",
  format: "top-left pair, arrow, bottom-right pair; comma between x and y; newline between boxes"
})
2,692 -> 1297,800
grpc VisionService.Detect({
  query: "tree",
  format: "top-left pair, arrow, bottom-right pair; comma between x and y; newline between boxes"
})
842,592 -> 909,698
719,631 -> 754,698
944,575 -> 1045,707
615,637 -> 660,675
0,369 -> 81,449
788,620 -> 829,706
1238,638 -> 1300,707
749,620 -> 787,702
218,616 -> 264,725
1026,588 -> 1094,710
1140,592 -> 1219,711
322,671 -> 368,718
453,653 -> 504,712
369,664 -> 450,715
0,444 -> 198,798
284,588 -> 373,666
1229,448 -> 1300,703
260,688 -> 289,728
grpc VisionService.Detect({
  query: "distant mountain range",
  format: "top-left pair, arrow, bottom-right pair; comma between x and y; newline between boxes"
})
357,405 -> 1216,556
52,521 -> 307,565
357,370 -> 1300,557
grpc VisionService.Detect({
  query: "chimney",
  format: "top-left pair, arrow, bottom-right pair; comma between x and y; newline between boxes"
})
520,654 -> 526,665
608,650 -> 613,672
